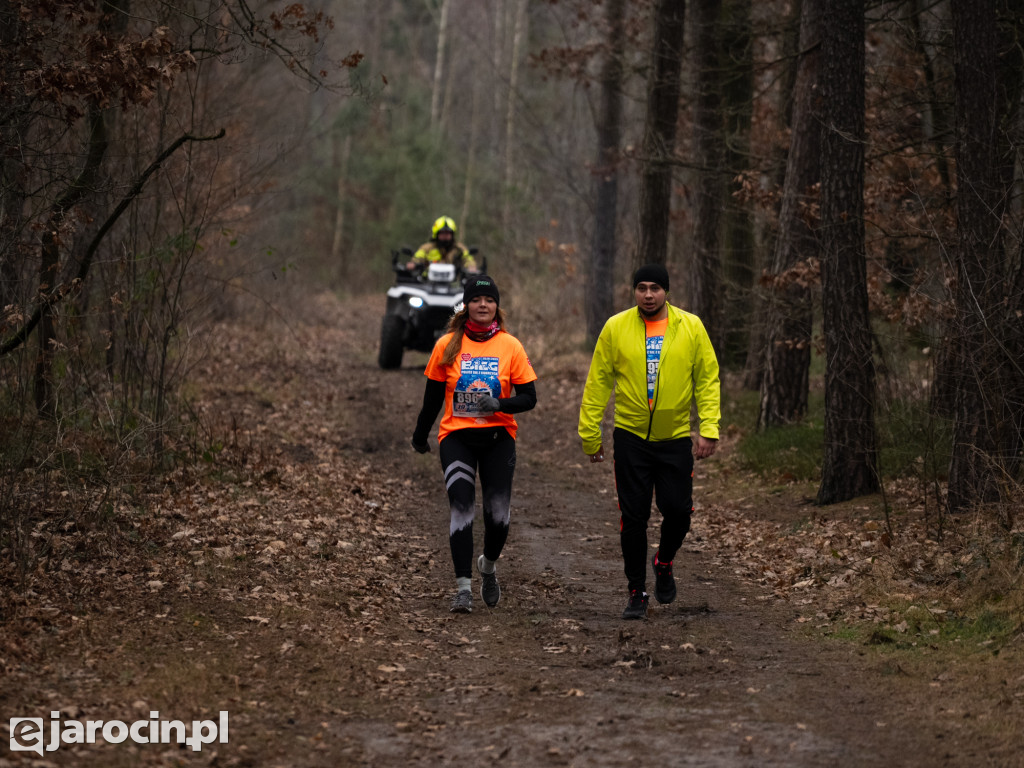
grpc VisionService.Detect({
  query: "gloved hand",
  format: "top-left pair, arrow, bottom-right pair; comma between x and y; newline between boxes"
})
477,395 -> 500,414
411,437 -> 431,454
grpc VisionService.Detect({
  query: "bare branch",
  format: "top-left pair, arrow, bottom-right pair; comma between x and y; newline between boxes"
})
0,129 -> 226,358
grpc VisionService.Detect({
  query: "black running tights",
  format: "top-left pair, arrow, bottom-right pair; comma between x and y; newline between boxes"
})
439,427 -> 516,579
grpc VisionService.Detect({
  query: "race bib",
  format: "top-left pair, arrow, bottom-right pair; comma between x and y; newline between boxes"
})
453,355 -> 500,418
646,334 -> 663,405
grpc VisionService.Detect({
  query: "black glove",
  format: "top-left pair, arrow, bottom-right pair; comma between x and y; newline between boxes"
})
477,395 -> 500,414
411,438 -> 431,454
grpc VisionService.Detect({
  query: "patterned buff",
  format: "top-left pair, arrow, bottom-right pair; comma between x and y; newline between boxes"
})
464,320 -> 499,342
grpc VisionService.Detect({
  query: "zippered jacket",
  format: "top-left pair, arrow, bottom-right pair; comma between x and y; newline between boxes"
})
578,303 -> 721,455
412,241 -> 477,272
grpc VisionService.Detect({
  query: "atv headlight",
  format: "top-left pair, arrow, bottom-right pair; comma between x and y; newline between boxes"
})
408,296 -> 424,308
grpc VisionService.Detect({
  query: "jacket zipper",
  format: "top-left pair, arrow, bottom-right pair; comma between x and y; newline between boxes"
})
643,310 -> 677,441
644,312 -> 659,440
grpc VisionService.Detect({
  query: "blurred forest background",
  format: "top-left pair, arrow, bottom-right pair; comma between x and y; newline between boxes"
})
1,0 -> 1022,568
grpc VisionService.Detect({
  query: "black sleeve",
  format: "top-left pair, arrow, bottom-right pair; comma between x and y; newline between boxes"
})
497,380 -> 537,415
413,378 -> 446,444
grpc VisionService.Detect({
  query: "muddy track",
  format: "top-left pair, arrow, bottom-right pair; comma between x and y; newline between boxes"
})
1,291 -> 1018,768
312,295 -> 996,767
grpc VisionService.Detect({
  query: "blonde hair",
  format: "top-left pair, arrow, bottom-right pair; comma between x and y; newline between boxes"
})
440,306 -> 508,366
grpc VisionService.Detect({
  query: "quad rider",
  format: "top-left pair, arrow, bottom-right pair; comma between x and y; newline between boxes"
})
405,216 -> 478,276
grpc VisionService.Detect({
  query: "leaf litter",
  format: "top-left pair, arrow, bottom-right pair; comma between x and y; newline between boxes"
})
1,291 -> 1021,767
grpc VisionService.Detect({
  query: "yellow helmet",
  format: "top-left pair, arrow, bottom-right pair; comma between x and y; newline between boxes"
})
431,215 -> 457,240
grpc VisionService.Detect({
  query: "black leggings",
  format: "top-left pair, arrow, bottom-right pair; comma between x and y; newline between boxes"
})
439,427 -> 517,579
613,427 -> 694,592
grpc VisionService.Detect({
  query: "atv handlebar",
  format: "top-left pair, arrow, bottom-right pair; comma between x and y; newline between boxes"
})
390,247 -> 486,283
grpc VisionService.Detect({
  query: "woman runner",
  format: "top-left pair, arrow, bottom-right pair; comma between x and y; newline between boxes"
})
411,275 -> 538,612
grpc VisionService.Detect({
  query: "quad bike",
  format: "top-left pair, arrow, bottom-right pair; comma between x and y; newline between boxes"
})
377,247 -> 485,369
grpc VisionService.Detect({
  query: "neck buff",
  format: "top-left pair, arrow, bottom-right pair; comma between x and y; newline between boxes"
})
464,319 -> 499,342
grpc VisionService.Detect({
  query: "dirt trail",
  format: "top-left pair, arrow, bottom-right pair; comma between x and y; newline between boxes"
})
2,291 -> 1020,768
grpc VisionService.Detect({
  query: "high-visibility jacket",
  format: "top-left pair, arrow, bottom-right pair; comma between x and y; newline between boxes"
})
411,242 -> 477,272
578,303 -> 721,456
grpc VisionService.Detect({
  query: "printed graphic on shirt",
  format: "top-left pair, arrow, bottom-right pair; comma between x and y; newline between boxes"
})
646,332 -> 664,406
453,356 -> 500,418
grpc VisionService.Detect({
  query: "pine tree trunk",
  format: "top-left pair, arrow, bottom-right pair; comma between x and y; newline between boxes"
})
690,0 -> 724,345
946,0 -> 1018,512
758,0 -> 822,429
636,0 -> 686,270
816,0 -> 878,504
0,0 -> 26,309
720,0 -> 755,366
586,0 -> 626,346
742,0 -> 803,392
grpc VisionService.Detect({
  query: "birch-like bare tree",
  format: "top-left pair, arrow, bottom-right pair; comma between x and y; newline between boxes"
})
502,0 -> 530,232
430,0 -> 451,130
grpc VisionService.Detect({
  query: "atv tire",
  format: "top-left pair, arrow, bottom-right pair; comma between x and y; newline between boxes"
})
378,314 -> 406,369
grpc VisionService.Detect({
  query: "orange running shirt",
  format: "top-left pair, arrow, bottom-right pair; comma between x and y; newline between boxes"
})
424,330 -> 537,443
645,317 -> 668,409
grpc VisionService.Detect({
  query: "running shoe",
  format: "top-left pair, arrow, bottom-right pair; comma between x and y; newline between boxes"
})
450,589 -> 473,613
477,555 -> 501,607
621,589 -> 649,620
651,552 -> 677,604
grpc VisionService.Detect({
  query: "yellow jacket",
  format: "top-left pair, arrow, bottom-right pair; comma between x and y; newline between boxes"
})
578,303 -> 721,455
412,242 -> 477,272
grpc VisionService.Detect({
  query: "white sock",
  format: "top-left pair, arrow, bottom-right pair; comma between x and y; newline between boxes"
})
456,577 -> 471,593
477,554 -> 496,574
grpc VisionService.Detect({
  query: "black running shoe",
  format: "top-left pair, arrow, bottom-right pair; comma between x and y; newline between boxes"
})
651,552 -> 676,604
478,554 -> 500,607
621,589 -> 649,620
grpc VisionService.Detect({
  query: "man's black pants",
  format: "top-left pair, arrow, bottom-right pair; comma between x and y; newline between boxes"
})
613,427 -> 694,593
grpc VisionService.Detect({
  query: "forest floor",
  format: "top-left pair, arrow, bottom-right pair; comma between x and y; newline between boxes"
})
2,290 -> 1023,767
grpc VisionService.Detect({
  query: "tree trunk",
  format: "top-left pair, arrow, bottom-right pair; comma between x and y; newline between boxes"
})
758,0 -> 822,429
502,0 -> 530,232
460,55 -> 483,236
743,0 -> 803,392
331,132 -> 352,278
34,96 -> 111,416
0,0 -> 27,309
586,0 -> 626,347
636,0 -> 686,270
690,0 -> 724,345
946,0 -> 1021,513
720,0 -> 755,366
992,1 -> 1024,491
816,0 -> 878,504
430,0 -> 451,131
911,0 -> 953,191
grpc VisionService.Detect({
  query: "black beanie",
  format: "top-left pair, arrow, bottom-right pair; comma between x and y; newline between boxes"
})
633,264 -> 670,291
462,275 -> 500,307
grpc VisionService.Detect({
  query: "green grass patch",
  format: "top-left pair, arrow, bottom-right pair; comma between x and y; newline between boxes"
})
823,605 -> 1018,654
737,421 -> 824,482
876,397 -> 953,480
732,381 -> 959,486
